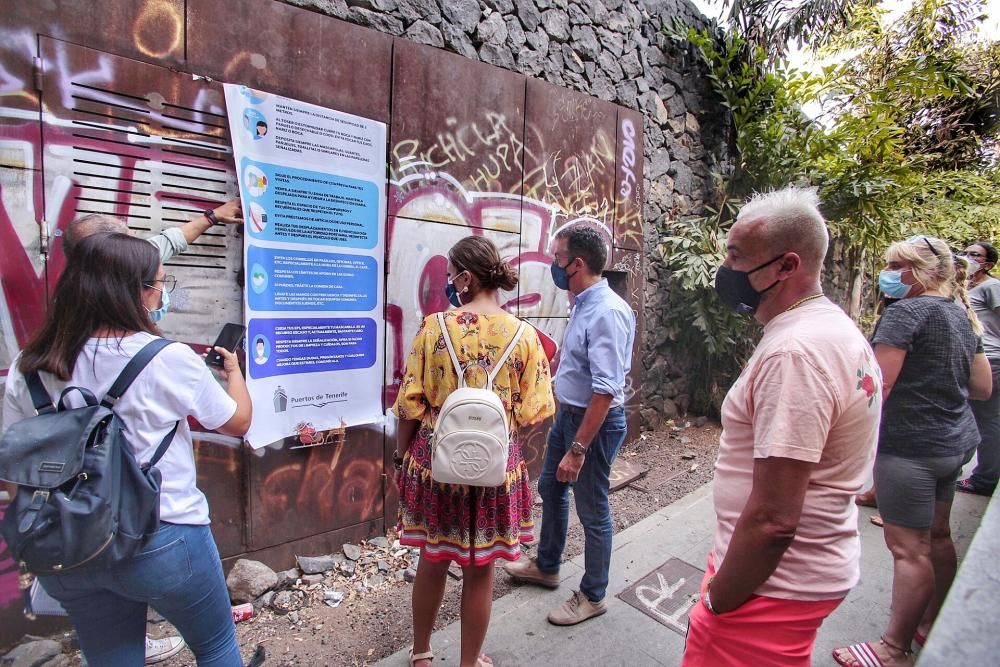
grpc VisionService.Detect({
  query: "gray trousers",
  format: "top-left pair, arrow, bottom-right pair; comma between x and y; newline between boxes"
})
968,358 -> 1000,491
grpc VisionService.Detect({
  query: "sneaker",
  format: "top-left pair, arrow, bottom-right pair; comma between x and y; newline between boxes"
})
503,558 -> 559,589
547,590 -> 607,626
145,635 -> 185,664
956,478 -> 994,497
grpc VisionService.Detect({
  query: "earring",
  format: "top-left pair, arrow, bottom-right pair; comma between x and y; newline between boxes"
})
461,287 -> 469,293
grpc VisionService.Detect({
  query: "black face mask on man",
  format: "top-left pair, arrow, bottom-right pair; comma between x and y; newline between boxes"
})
714,254 -> 785,315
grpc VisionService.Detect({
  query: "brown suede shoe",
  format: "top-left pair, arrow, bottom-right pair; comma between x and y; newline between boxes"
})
503,557 -> 559,589
547,590 -> 607,626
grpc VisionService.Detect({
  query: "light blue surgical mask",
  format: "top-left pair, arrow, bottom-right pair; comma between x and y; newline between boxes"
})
146,286 -> 170,323
878,269 -> 912,299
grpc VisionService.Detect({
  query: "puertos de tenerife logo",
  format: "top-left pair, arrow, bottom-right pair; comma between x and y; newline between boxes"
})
273,386 -> 348,413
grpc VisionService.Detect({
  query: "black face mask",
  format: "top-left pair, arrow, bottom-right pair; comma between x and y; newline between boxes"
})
714,254 -> 785,315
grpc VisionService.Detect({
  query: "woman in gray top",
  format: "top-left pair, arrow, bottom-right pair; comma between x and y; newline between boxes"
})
957,241 -> 1000,496
834,236 -> 992,667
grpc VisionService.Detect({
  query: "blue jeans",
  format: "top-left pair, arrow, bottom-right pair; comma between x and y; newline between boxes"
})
536,406 -> 628,602
969,358 -> 1000,491
39,522 -> 241,667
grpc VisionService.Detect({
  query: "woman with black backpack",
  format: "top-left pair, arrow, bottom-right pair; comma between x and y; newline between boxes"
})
1,232 -> 251,666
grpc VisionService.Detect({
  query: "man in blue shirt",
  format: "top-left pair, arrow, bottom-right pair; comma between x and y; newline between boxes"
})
505,226 -> 636,626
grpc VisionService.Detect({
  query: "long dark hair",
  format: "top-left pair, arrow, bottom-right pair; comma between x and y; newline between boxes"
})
19,232 -> 160,380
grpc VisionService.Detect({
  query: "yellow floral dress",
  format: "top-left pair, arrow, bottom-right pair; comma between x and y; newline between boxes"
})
393,310 -> 555,565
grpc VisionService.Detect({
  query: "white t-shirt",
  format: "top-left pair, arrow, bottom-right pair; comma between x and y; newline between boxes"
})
713,299 -> 882,600
2,333 -> 236,525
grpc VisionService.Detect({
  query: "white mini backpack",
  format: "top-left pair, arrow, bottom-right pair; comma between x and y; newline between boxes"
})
431,312 -> 527,487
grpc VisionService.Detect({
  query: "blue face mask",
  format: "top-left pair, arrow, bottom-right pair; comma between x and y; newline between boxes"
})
550,258 -> 579,291
147,287 -> 170,323
444,276 -> 463,308
878,269 -> 912,299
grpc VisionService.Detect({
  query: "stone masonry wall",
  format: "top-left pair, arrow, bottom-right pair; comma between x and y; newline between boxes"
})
282,0 -> 730,429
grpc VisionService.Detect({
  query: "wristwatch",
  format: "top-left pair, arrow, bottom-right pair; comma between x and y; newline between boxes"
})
703,589 -> 718,614
204,208 -> 220,226
570,441 -> 587,456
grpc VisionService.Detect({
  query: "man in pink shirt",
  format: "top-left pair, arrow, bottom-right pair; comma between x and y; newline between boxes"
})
681,187 -> 882,667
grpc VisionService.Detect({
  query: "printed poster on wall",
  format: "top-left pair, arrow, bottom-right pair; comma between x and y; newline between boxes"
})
224,84 -> 386,449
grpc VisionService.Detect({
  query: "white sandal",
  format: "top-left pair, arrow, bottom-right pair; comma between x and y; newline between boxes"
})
408,647 -> 434,666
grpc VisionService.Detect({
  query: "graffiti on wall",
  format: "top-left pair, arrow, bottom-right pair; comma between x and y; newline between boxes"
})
0,0 -> 644,645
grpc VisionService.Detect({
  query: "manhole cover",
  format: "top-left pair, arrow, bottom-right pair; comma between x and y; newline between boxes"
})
617,557 -> 704,635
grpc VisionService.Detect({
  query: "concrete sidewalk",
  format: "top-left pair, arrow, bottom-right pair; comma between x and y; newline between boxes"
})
382,464 -> 991,667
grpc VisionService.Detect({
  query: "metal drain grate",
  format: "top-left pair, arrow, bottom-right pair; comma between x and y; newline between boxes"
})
617,557 -> 704,635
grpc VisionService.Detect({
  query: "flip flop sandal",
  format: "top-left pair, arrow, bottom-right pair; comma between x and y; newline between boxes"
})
833,638 -> 911,667
870,514 -> 884,527
408,648 -> 434,666
833,642 -> 888,666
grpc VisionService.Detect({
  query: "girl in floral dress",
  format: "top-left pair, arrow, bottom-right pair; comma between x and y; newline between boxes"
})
393,236 -> 555,667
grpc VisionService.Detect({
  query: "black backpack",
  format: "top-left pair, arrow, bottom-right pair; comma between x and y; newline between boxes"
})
0,339 -> 179,574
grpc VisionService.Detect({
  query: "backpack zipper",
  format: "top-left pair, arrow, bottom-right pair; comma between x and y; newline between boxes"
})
45,529 -> 116,573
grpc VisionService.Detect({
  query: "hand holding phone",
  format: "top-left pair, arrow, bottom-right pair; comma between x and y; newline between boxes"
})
206,323 -> 246,368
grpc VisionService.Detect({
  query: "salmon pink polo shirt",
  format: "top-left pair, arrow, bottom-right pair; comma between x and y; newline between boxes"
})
712,299 -> 882,601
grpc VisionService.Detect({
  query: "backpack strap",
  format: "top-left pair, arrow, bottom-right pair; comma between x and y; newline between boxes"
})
25,372 -> 56,415
100,338 -> 174,409
143,421 -> 180,470
486,320 -> 528,389
436,312 -> 467,389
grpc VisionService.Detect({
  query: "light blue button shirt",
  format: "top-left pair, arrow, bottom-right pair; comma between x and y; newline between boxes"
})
554,279 -> 636,408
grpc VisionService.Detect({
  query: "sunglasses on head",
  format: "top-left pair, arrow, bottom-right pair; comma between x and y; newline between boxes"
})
906,235 -> 940,258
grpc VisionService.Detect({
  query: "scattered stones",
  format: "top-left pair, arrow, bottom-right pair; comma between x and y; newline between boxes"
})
227,559 -> 279,604
271,589 -> 306,615
275,568 -> 300,589
301,573 -> 325,585
1,639 -> 62,667
341,560 -> 357,577
298,554 -> 338,574
680,452 -> 696,460
369,536 -> 390,549
403,568 -> 417,583
257,590 -> 276,608
377,559 -> 391,573
342,544 -> 363,561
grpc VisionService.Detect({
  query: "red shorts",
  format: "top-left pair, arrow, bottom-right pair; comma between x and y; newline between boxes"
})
681,556 -> 844,667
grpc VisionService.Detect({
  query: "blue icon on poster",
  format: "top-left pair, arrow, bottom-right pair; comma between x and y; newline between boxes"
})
250,263 -> 268,294
242,108 -> 268,141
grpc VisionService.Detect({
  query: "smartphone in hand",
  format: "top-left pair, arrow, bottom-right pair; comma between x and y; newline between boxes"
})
206,323 -> 246,367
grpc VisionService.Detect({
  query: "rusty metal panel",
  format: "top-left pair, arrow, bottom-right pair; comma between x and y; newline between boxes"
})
385,216 -> 521,406
0,166 -> 45,375
0,0 -> 185,169
248,425 -> 385,550
389,39 -> 525,230
615,107 -> 644,252
194,435 -> 247,558
0,0 -> 186,67
186,0 -> 392,124
521,79 -> 619,317
38,37 -> 243,346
